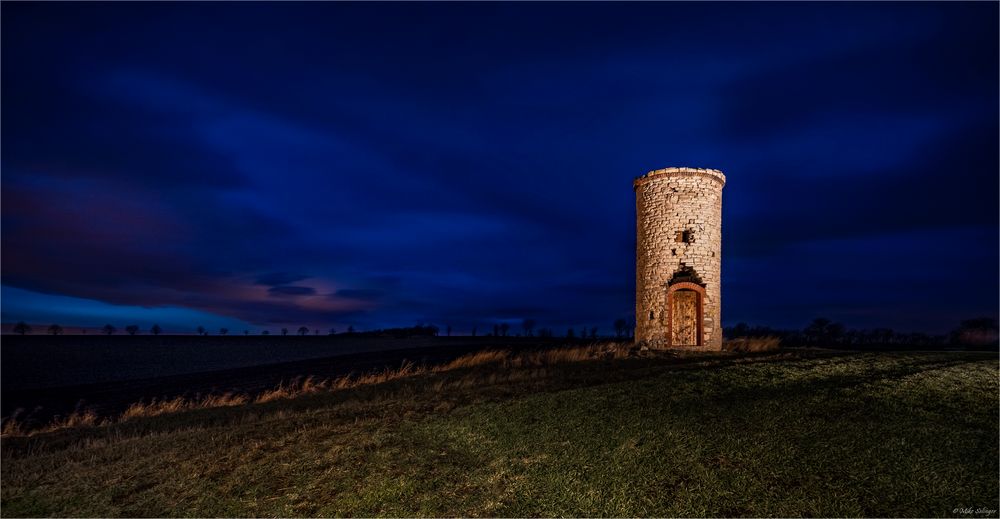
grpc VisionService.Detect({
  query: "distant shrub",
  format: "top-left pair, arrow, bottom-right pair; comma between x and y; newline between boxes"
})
13,321 -> 31,335
723,336 -> 781,352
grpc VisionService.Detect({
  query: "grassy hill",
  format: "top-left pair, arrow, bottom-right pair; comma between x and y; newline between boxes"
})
1,346 -> 996,517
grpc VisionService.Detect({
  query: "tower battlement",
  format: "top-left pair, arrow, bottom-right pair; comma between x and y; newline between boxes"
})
633,167 -> 726,188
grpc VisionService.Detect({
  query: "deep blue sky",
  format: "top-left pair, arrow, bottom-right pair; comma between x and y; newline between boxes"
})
2,2 -> 997,334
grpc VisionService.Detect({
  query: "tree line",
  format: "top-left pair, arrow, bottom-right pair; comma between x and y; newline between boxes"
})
12,316 -> 996,347
7,321 -> 347,337
725,317 -> 999,348
8,318 -> 640,339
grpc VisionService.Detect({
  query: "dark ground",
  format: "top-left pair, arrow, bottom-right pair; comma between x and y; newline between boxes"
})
2,349 -> 996,517
3,334 -> 991,429
1,335 -> 571,427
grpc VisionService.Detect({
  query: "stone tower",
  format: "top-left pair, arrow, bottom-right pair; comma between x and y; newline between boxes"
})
634,167 -> 725,349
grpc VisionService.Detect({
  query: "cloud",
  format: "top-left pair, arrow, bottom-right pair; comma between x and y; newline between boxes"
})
723,120 -> 999,258
714,13 -> 997,140
255,272 -> 309,286
333,288 -> 384,301
268,286 -> 317,297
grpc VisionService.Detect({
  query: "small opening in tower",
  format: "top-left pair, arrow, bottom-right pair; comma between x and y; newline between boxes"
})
649,311 -> 655,321
671,249 -> 677,256
676,230 -> 694,243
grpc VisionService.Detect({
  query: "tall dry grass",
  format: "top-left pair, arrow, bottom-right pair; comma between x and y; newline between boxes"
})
2,342 -> 635,437
723,336 -> 781,352
120,392 -> 250,420
2,408 -> 102,437
432,342 -> 634,372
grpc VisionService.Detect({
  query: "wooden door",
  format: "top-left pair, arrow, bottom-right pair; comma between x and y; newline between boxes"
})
670,289 -> 699,346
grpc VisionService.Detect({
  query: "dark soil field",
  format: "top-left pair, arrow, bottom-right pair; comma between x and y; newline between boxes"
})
2,335 -> 527,389
1,335 -> 568,427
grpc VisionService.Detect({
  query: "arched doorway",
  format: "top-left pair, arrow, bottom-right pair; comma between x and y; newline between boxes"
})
666,281 -> 704,347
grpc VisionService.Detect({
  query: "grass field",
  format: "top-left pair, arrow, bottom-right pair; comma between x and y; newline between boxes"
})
1,347 -> 997,517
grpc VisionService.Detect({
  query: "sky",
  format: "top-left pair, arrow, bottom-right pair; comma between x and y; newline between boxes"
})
1,2 -> 997,335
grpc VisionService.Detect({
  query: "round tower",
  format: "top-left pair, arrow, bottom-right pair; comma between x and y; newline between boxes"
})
634,167 -> 725,349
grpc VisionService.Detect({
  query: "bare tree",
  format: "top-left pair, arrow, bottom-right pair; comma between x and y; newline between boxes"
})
102,324 -> 117,335
220,328 -> 229,336
446,324 -> 452,337
47,324 -> 63,335
589,327 -> 598,340
614,319 -> 628,339
262,330 -> 271,335
314,329 -> 319,335
151,324 -> 162,336
803,318 -> 847,345
197,325 -> 206,336
125,325 -> 139,336
566,328 -> 575,339
522,319 -> 536,337
297,326 -> 309,336
281,328 -> 289,336
951,317 -> 999,345
347,325 -> 355,333
12,321 -> 31,335
329,328 -> 337,335
244,330 -> 249,336
499,323 -> 510,337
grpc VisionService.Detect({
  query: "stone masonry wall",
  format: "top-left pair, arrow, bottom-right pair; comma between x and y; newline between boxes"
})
634,167 -> 725,349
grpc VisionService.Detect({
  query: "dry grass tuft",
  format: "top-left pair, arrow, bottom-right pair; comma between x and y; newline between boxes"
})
433,349 -> 510,371
119,392 -> 251,420
723,336 -> 781,352
518,343 -> 634,366
6,410 -> 107,437
256,377 -> 329,403
1,410 -> 27,437
57,410 -> 101,428
3,342 -> 635,437
434,342 -> 634,372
